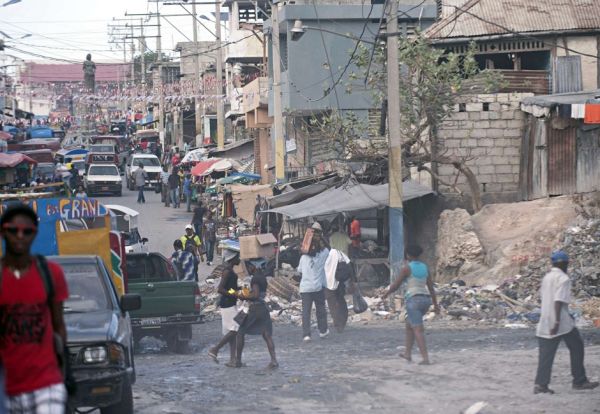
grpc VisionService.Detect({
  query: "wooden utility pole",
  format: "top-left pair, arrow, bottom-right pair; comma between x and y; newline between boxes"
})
191,2 -> 202,147
387,0 -> 404,285
272,3 -> 285,181
156,5 -> 165,147
215,1 -> 225,149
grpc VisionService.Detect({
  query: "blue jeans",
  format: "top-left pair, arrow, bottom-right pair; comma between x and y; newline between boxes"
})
137,185 -> 145,203
185,193 -> 192,212
170,188 -> 179,207
205,239 -> 215,262
406,295 -> 432,326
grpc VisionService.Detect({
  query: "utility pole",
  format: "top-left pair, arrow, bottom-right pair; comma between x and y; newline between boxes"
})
156,5 -> 165,147
215,0 -> 225,149
387,0 -> 404,286
271,2 -> 285,181
191,2 -> 202,147
140,18 -> 146,86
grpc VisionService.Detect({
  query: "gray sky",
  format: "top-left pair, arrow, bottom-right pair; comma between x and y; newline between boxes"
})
1,0 -> 222,64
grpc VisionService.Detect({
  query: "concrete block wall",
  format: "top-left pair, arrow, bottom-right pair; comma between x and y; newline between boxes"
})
435,92 -> 533,199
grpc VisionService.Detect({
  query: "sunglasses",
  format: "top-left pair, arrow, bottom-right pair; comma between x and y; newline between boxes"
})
2,224 -> 37,236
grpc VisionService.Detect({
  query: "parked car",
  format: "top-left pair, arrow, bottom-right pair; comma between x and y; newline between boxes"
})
50,255 -> 141,414
126,252 -> 202,353
125,154 -> 162,191
84,163 -> 122,196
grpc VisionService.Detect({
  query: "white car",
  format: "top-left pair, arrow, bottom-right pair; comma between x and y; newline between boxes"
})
106,204 -> 149,253
126,154 -> 162,191
84,164 -> 122,196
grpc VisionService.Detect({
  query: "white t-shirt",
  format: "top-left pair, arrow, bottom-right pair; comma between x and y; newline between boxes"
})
536,267 -> 575,339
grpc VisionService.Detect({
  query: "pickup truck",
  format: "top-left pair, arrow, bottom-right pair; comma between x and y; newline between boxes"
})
51,255 -> 141,414
126,252 -> 202,353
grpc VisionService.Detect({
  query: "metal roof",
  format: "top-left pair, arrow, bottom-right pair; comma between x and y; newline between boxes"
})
426,0 -> 600,41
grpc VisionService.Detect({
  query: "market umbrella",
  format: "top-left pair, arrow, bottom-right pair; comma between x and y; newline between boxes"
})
0,131 -> 12,140
191,158 -> 221,176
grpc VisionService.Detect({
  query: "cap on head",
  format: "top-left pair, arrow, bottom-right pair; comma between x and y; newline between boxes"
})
311,222 -> 322,231
551,250 -> 569,264
185,224 -> 193,231
0,203 -> 38,228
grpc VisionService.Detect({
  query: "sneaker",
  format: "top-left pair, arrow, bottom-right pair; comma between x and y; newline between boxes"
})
533,384 -> 555,394
319,329 -> 330,339
303,336 -> 311,342
573,381 -> 599,390
207,261 -> 212,266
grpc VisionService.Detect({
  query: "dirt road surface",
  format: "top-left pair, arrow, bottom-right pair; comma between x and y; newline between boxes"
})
132,321 -> 600,414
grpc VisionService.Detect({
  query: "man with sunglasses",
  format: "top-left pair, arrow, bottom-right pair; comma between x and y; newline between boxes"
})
0,204 -> 69,413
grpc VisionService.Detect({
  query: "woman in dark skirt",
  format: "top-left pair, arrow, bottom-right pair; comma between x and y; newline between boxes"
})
234,260 -> 278,369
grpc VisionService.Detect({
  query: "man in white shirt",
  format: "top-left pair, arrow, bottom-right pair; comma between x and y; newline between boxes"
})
534,251 -> 599,394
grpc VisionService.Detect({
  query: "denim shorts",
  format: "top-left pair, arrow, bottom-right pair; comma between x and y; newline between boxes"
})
406,294 -> 432,326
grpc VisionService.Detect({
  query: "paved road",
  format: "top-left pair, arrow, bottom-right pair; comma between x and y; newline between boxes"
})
99,181 -> 216,277
97,184 -> 600,414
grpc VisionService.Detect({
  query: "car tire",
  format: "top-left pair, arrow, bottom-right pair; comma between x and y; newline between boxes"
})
166,330 -> 189,354
100,376 -> 133,414
116,190 -> 122,197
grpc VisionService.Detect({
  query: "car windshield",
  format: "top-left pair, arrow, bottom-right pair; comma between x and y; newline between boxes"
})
61,263 -> 109,312
90,145 -> 114,153
133,157 -> 160,167
89,165 -> 119,176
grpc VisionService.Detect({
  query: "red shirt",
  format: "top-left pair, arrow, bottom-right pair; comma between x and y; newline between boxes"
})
0,260 -> 69,396
350,219 -> 361,247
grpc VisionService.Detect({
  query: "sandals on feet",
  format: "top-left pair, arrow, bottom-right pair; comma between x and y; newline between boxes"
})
208,350 -> 219,364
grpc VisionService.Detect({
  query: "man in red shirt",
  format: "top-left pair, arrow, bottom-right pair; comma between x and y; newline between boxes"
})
0,204 -> 69,413
349,216 -> 361,249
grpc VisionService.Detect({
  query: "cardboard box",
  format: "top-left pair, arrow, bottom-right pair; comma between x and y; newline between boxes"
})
239,233 -> 277,259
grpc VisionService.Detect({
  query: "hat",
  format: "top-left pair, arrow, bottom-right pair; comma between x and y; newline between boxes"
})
551,250 -> 569,264
222,248 -> 239,262
185,224 -> 193,230
311,222 -> 322,231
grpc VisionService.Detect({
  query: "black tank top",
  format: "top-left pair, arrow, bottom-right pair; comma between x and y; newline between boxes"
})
218,268 -> 238,308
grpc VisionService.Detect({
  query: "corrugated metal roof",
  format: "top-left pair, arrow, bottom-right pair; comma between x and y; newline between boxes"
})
21,62 -> 125,84
427,0 -> 600,40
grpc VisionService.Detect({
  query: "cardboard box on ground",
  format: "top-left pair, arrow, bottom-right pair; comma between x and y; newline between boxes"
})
239,233 -> 277,259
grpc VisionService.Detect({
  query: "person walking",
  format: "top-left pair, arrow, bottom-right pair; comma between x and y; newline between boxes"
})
170,239 -> 195,281
181,224 -> 203,279
168,167 -> 180,208
160,166 -> 170,207
208,248 -> 240,367
134,163 -> 148,204
297,237 -> 329,342
349,216 -> 361,254
324,248 -> 353,333
382,245 -> 439,365
203,212 -> 217,266
183,173 -> 193,212
533,251 -> 599,394
0,204 -> 69,413
191,201 -> 206,239
234,260 -> 278,369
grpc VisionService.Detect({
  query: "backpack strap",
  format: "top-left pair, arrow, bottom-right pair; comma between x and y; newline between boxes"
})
35,255 -> 55,308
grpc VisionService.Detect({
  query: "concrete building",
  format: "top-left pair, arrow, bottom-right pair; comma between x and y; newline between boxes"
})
424,0 -> 600,205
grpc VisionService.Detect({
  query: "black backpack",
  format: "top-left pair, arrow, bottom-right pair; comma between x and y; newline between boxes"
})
36,255 -> 77,397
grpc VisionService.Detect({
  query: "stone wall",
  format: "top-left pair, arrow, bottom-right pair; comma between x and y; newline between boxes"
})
435,92 -> 533,201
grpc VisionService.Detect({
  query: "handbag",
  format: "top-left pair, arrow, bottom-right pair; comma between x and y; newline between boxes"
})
233,310 -> 248,325
352,283 -> 369,314
335,261 -> 354,282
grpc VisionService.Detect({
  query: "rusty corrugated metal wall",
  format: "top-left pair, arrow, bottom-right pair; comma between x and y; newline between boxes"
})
554,56 -> 583,93
577,127 -> 600,193
547,126 -> 577,195
530,117 -> 548,199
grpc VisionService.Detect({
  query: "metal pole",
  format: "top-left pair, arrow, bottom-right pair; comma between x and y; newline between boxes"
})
272,3 -> 285,181
140,19 -> 146,86
215,0 -> 225,149
387,0 -> 404,286
192,2 -> 202,147
156,6 -> 165,147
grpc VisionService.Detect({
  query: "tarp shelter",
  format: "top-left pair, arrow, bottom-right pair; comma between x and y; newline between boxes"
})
181,148 -> 209,164
191,159 -> 221,176
191,158 -> 241,176
0,153 -> 37,168
267,174 -> 340,208
264,181 -> 434,220
0,131 -> 12,140
230,184 -> 272,223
